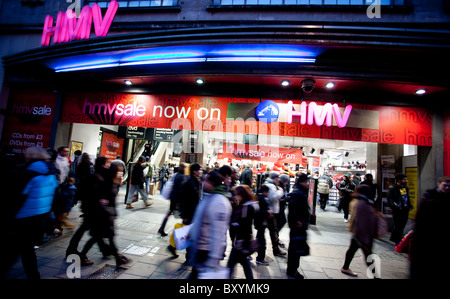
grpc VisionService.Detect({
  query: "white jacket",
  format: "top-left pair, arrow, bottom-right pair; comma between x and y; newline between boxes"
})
264,179 -> 284,214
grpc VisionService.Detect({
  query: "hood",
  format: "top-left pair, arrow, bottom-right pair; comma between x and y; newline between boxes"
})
27,160 -> 52,175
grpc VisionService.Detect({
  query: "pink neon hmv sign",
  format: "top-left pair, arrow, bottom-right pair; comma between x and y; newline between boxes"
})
41,0 -> 118,47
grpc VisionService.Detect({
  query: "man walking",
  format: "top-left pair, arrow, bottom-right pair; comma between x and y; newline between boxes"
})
125,156 -> 152,209
286,173 -> 310,279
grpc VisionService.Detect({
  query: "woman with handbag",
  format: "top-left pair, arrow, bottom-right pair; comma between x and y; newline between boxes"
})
227,185 -> 258,279
341,184 -> 378,277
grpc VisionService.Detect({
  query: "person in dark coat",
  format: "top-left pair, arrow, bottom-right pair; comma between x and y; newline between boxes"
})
338,174 -> 356,223
341,185 -> 378,277
78,157 -> 130,266
227,185 -> 257,279
2,147 -> 58,279
180,163 -> 203,225
255,185 -> 271,265
286,173 -> 310,279
387,173 -> 411,244
410,176 -> 450,279
158,163 -> 187,237
125,156 -> 152,209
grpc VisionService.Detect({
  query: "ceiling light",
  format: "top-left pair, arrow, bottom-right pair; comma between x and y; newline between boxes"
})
196,78 -> 204,85
281,80 -> 290,86
124,80 -> 133,85
310,148 -> 315,154
326,82 -> 335,88
415,89 -> 426,95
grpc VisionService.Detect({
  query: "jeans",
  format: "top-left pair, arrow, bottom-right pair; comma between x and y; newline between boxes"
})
227,247 -> 254,279
126,184 -> 148,204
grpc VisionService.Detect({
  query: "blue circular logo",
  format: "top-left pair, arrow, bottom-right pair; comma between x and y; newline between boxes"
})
256,100 -> 280,123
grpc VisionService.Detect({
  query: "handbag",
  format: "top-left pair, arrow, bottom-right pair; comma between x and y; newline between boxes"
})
161,178 -> 174,199
375,211 -> 388,239
234,238 -> 259,256
173,223 -> 193,250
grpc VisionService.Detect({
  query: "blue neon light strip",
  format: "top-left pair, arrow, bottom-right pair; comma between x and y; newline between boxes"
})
52,44 -> 319,73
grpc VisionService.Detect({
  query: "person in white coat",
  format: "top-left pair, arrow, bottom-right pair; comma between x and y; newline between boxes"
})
264,172 -> 287,256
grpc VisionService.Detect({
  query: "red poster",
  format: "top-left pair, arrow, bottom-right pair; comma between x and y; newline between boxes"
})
218,142 -> 303,164
100,131 -> 124,160
1,89 -> 57,154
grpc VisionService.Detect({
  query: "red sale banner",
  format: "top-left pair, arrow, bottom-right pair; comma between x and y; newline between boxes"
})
218,142 -> 303,164
100,131 -> 124,160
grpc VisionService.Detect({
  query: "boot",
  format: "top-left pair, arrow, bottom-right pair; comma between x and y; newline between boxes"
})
60,213 -> 76,229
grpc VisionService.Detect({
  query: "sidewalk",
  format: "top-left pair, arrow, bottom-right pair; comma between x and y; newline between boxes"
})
5,188 -> 410,279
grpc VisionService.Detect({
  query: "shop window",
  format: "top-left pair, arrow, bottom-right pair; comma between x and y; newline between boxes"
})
86,0 -> 178,8
212,0 -> 404,5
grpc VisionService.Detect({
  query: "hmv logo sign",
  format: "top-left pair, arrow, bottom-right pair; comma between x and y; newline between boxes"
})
41,0 -> 118,46
12,103 -> 52,116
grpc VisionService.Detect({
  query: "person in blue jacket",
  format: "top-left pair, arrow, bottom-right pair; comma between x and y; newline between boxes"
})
7,147 -> 58,279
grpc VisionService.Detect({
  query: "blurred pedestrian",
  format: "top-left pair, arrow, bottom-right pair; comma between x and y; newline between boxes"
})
227,185 -> 258,279
254,185 -> 271,265
240,164 -> 253,189
317,173 -> 333,211
179,163 -> 203,261
2,147 -> 58,279
158,163 -> 187,237
55,176 -> 77,231
410,177 -> 450,279
286,173 -> 310,279
78,157 -> 130,266
189,171 -> 232,279
341,184 -> 378,277
338,174 -> 356,223
387,173 -> 411,244
159,161 -> 169,192
360,173 -> 379,211
55,146 -> 70,185
125,156 -> 152,209
264,172 -> 286,256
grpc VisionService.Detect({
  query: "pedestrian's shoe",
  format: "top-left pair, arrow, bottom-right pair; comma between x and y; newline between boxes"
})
287,271 -> 304,279
341,268 -> 358,277
126,204 -> 134,209
279,241 -> 286,248
256,259 -> 269,266
167,245 -> 178,258
145,201 -> 152,207
158,229 -> 168,237
273,249 -> 287,256
115,254 -> 130,266
80,255 -> 94,266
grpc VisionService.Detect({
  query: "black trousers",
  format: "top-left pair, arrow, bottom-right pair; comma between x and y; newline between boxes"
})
390,208 -> 409,244
342,238 -> 372,270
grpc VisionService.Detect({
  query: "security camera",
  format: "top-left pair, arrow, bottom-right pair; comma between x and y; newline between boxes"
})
301,79 -> 316,93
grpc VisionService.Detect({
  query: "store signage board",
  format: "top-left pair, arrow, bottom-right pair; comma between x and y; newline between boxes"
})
126,126 -> 146,139
60,92 -> 432,147
219,142 -> 303,164
41,0 -> 118,46
154,128 -> 174,142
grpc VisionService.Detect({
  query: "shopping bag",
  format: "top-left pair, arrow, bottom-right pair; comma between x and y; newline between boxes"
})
173,223 -> 193,250
198,266 -> 230,279
161,179 -> 173,199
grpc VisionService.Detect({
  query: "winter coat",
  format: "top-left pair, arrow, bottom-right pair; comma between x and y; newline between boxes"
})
189,185 -> 232,268
83,168 -> 118,238
180,175 -> 202,224
287,185 -> 310,256
317,175 -> 333,194
387,184 -> 411,211
347,194 -> 378,249
16,161 -> 58,219
131,162 -> 145,187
